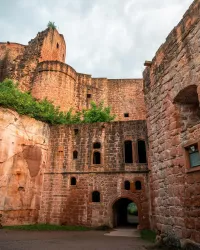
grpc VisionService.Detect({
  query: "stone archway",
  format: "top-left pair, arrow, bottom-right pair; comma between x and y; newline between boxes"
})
112,198 -> 139,228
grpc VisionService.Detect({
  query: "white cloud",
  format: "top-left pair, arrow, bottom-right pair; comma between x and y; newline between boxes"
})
0,0 -> 194,78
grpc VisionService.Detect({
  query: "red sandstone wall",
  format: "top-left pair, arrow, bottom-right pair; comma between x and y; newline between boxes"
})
143,0 -> 200,244
39,121 -> 150,228
0,42 -> 25,61
75,75 -> 108,111
0,107 -> 50,225
40,29 -> 66,63
32,61 -> 77,112
0,42 -> 25,82
107,79 -> 146,121
0,28 -> 66,92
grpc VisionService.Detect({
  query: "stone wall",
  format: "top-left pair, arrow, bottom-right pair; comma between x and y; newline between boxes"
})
0,108 -> 50,225
39,121 -> 150,228
0,29 -> 146,121
32,61 -> 77,112
0,42 -> 25,82
75,75 -> 108,111
107,79 -> 146,121
143,0 -> 200,244
40,29 -> 66,63
0,28 -> 66,92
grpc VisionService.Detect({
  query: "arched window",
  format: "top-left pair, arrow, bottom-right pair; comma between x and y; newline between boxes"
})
138,140 -> 147,163
93,142 -> 101,149
73,150 -> 78,159
71,177 -> 76,185
174,85 -> 200,128
124,141 -> 133,163
93,151 -> 101,164
57,43 -> 59,49
92,191 -> 100,202
124,181 -> 130,190
135,181 -> 142,190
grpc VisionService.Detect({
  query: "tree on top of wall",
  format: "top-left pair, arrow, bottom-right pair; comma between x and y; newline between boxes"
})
47,21 -> 57,30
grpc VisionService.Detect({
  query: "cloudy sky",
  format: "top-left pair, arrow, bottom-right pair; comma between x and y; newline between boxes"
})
1,0 -> 193,78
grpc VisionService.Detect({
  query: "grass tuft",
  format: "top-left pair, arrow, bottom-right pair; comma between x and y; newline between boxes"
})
141,229 -> 156,243
3,224 -> 91,231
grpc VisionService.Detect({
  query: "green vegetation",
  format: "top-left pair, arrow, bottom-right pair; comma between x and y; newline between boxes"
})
47,21 -> 57,30
141,229 -> 156,243
0,79 -> 115,124
127,202 -> 138,215
3,224 -> 90,231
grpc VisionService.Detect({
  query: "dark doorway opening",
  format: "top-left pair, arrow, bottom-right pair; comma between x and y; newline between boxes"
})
113,198 -> 139,228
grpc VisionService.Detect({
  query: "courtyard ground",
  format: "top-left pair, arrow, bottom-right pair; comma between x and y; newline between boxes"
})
0,229 -> 153,250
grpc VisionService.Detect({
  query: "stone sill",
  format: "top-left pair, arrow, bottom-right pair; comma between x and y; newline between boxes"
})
186,166 -> 200,173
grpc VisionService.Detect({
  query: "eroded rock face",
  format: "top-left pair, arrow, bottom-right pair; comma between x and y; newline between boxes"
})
0,108 -> 50,225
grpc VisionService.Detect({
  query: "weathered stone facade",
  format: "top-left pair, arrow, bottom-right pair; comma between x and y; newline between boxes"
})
143,0 -> 200,245
0,108 -> 50,225
0,0 -> 200,247
39,121 -> 149,228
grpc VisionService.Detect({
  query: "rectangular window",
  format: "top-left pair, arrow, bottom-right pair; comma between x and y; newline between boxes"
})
124,113 -> 129,118
187,144 -> 200,168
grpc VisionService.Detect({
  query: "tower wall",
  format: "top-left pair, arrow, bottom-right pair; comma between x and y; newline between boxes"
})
0,42 -> 25,82
143,0 -> 200,244
40,29 -> 66,63
32,61 -> 76,112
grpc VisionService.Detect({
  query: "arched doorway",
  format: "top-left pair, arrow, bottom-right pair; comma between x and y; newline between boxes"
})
112,198 -> 139,228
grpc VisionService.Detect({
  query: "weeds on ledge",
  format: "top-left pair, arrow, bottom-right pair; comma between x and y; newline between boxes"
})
0,79 -> 115,125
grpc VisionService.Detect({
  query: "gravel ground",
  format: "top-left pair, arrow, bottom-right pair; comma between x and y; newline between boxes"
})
0,229 -> 153,250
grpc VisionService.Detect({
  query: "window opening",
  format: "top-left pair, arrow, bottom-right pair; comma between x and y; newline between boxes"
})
93,151 -> 101,164
138,140 -> 147,163
92,191 -> 100,202
73,150 -> 78,159
74,129 -> 79,135
186,144 -> 200,168
93,142 -> 101,149
124,141 -> 133,163
135,181 -> 142,190
71,177 -> 76,185
124,181 -> 130,190
124,113 -> 129,118
57,43 -> 59,49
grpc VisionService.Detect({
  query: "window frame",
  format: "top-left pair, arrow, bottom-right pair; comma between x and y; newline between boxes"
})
184,141 -> 200,173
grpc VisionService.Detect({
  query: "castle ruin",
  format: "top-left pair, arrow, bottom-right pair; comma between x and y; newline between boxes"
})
0,0 -> 200,247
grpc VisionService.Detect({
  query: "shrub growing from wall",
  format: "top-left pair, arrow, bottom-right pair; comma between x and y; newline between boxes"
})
0,79 -> 115,124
